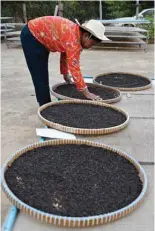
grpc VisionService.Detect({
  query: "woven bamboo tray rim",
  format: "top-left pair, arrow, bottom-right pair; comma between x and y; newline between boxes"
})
2,139 -> 147,227
93,72 -> 152,91
50,82 -> 122,104
37,100 -> 129,135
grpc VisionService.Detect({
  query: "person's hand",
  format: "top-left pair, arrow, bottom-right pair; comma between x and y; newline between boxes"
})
63,74 -> 73,84
85,92 -> 102,100
81,88 -> 102,101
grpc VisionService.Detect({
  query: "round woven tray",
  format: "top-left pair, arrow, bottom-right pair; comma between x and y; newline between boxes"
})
2,139 -> 147,227
50,82 -> 121,104
37,100 -> 129,135
93,72 -> 152,91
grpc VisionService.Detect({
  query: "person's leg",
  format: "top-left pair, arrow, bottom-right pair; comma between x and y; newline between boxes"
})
20,25 -> 51,106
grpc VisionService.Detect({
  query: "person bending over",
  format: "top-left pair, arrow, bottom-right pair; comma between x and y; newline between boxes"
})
20,16 -> 109,106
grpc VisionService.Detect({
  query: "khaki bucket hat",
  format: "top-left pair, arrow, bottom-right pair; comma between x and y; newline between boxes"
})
75,19 -> 109,41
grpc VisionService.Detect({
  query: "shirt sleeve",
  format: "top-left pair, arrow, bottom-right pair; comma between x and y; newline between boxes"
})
65,43 -> 87,91
60,52 -> 69,75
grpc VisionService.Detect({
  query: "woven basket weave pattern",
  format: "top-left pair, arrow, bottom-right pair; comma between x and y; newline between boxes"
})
37,100 -> 129,135
50,82 -> 122,103
93,72 -> 152,91
2,139 -> 147,227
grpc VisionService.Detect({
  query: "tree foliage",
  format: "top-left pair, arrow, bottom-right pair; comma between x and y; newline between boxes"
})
1,1 -> 56,21
104,0 -> 136,18
1,1 -> 154,22
63,1 -> 100,23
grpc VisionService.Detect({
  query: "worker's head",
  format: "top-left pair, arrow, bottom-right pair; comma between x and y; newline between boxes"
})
78,19 -> 109,49
80,30 -> 101,49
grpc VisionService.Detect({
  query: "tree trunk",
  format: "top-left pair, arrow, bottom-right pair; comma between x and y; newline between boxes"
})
22,3 -> 27,23
136,0 -> 140,19
99,0 -> 102,20
54,5 -> 59,16
58,0 -> 63,17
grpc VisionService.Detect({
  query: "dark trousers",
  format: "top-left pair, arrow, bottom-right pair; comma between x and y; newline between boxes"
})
20,25 -> 51,106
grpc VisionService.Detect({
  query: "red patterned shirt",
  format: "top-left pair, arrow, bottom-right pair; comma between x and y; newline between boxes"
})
28,16 -> 87,90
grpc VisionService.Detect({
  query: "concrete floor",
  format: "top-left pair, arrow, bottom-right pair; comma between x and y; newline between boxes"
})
1,42 -> 154,230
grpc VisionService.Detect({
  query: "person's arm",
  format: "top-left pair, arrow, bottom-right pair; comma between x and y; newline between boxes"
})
65,44 -> 101,100
65,45 -> 87,90
60,52 -> 68,75
60,52 -> 73,84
